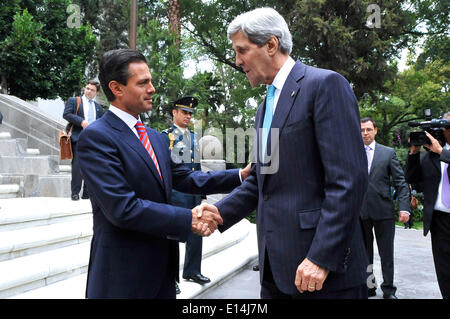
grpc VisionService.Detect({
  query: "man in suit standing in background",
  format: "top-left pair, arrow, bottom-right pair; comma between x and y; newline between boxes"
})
162,96 -> 210,294
196,7 -> 369,299
63,80 -> 104,201
77,49 -> 248,298
406,112 -> 450,299
360,117 -> 410,299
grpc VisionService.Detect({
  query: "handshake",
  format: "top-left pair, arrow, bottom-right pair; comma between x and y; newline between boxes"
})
191,203 -> 222,237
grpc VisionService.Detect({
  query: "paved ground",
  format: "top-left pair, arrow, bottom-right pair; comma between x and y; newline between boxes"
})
199,226 -> 442,299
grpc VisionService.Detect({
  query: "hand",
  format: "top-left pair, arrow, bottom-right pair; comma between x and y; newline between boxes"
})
424,131 -> 443,154
191,203 -> 223,237
409,145 -> 421,155
81,120 -> 89,129
295,258 -> 329,293
240,162 -> 252,181
398,211 -> 410,223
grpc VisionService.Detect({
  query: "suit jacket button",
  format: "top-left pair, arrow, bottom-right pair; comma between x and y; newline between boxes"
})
263,194 -> 269,201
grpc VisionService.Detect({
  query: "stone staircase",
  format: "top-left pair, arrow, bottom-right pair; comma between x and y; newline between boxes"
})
0,131 -> 71,198
0,197 -> 257,299
0,198 -> 92,298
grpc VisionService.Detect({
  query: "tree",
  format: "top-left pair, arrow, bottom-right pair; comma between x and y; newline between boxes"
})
360,59 -> 450,145
182,0 -> 425,99
0,0 -> 97,100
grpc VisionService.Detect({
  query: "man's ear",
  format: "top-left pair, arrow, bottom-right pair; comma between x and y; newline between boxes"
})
172,109 -> 177,117
266,35 -> 279,56
109,80 -> 124,98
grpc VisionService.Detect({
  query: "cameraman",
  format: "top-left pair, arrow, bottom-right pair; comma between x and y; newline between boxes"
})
405,112 -> 450,299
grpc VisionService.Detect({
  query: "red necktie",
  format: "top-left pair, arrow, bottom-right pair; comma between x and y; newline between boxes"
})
135,121 -> 162,180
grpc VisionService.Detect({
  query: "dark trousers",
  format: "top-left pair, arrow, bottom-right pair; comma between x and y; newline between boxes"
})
154,267 -> 177,299
260,250 -> 367,299
430,210 -> 450,299
182,231 -> 203,277
71,141 -> 88,197
361,218 -> 396,296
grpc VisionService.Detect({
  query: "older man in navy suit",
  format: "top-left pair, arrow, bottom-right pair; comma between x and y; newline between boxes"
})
197,7 -> 369,299
77,49 -> 248,298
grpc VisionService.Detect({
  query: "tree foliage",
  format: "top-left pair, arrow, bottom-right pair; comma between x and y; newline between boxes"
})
360,59 -> 450,145
0,0 -> 97,100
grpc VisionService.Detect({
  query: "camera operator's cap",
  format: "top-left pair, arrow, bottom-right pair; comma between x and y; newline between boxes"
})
173,96 -> 198,113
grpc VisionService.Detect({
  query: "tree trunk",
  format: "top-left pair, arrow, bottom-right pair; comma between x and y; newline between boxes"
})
0,75 -> 7,94
168,0 -> 181,48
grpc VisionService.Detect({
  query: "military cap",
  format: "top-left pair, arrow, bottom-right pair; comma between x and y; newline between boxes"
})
173,96 -> 198,113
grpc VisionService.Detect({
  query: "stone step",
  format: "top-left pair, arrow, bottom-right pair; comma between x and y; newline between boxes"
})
58,165 -> 71,173
0,138 -> 27,156
0,139 -> 17,156
0,241 -> 90,298
0,184 -> 20,199
179,222 -> 257,299
0,132 -> 12,139
0,218 -> 92,262
26,148 -> 40,155
7,219 -> 257,299
0,197 -> 92,231
0,156 -> 57,175
37,175 -> 71,197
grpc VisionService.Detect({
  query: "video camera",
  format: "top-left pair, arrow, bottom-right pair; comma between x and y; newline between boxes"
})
408,109 -> 450,146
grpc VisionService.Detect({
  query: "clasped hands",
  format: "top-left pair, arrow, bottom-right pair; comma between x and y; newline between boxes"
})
191,203 -> 221,237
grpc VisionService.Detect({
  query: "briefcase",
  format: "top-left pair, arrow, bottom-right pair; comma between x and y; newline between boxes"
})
58,130 -> 73,160
58,96 -> 81,160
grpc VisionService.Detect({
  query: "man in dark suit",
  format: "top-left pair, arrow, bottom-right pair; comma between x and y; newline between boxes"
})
77,49 -> 248,298
63,80 -> 104,200
360,117 -> 410,299
196,7 -> 368,299
406,112 -> 450,299
162,97 -> 210,294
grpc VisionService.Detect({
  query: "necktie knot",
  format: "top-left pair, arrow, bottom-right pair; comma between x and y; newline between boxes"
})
267,84 -> 276,98
135,121 -> 145,130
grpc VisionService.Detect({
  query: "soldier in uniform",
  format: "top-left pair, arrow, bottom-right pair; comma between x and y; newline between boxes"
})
161,96 -> 210,294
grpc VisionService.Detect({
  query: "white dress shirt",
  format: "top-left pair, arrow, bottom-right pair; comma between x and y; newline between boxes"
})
82,95 -> 97,122
108,104 -> 142,138
434,143 -> 450,213
270,56 -> 296,115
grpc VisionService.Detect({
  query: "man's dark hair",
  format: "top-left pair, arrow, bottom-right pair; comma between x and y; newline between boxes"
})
98,49 -> 147,102
86,79 -> 100,92
361,116 -> 377,128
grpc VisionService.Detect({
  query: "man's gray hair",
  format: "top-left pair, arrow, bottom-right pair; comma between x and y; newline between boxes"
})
227,7 -> 293,55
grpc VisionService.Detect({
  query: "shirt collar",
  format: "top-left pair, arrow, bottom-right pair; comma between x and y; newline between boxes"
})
271,56 -> 296,91
83,94 -> 94,103
173,123 -> 188,135
108,104 -> 142,131
366,140 -> 376,150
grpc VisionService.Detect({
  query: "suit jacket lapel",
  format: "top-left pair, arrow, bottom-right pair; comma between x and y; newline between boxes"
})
78,100 -> 85,118
105,111 -> 165,190
258,61 -> 305,187
369,143 -> 381,176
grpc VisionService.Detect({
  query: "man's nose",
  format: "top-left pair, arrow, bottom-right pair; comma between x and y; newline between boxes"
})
235,54 -> 243,67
